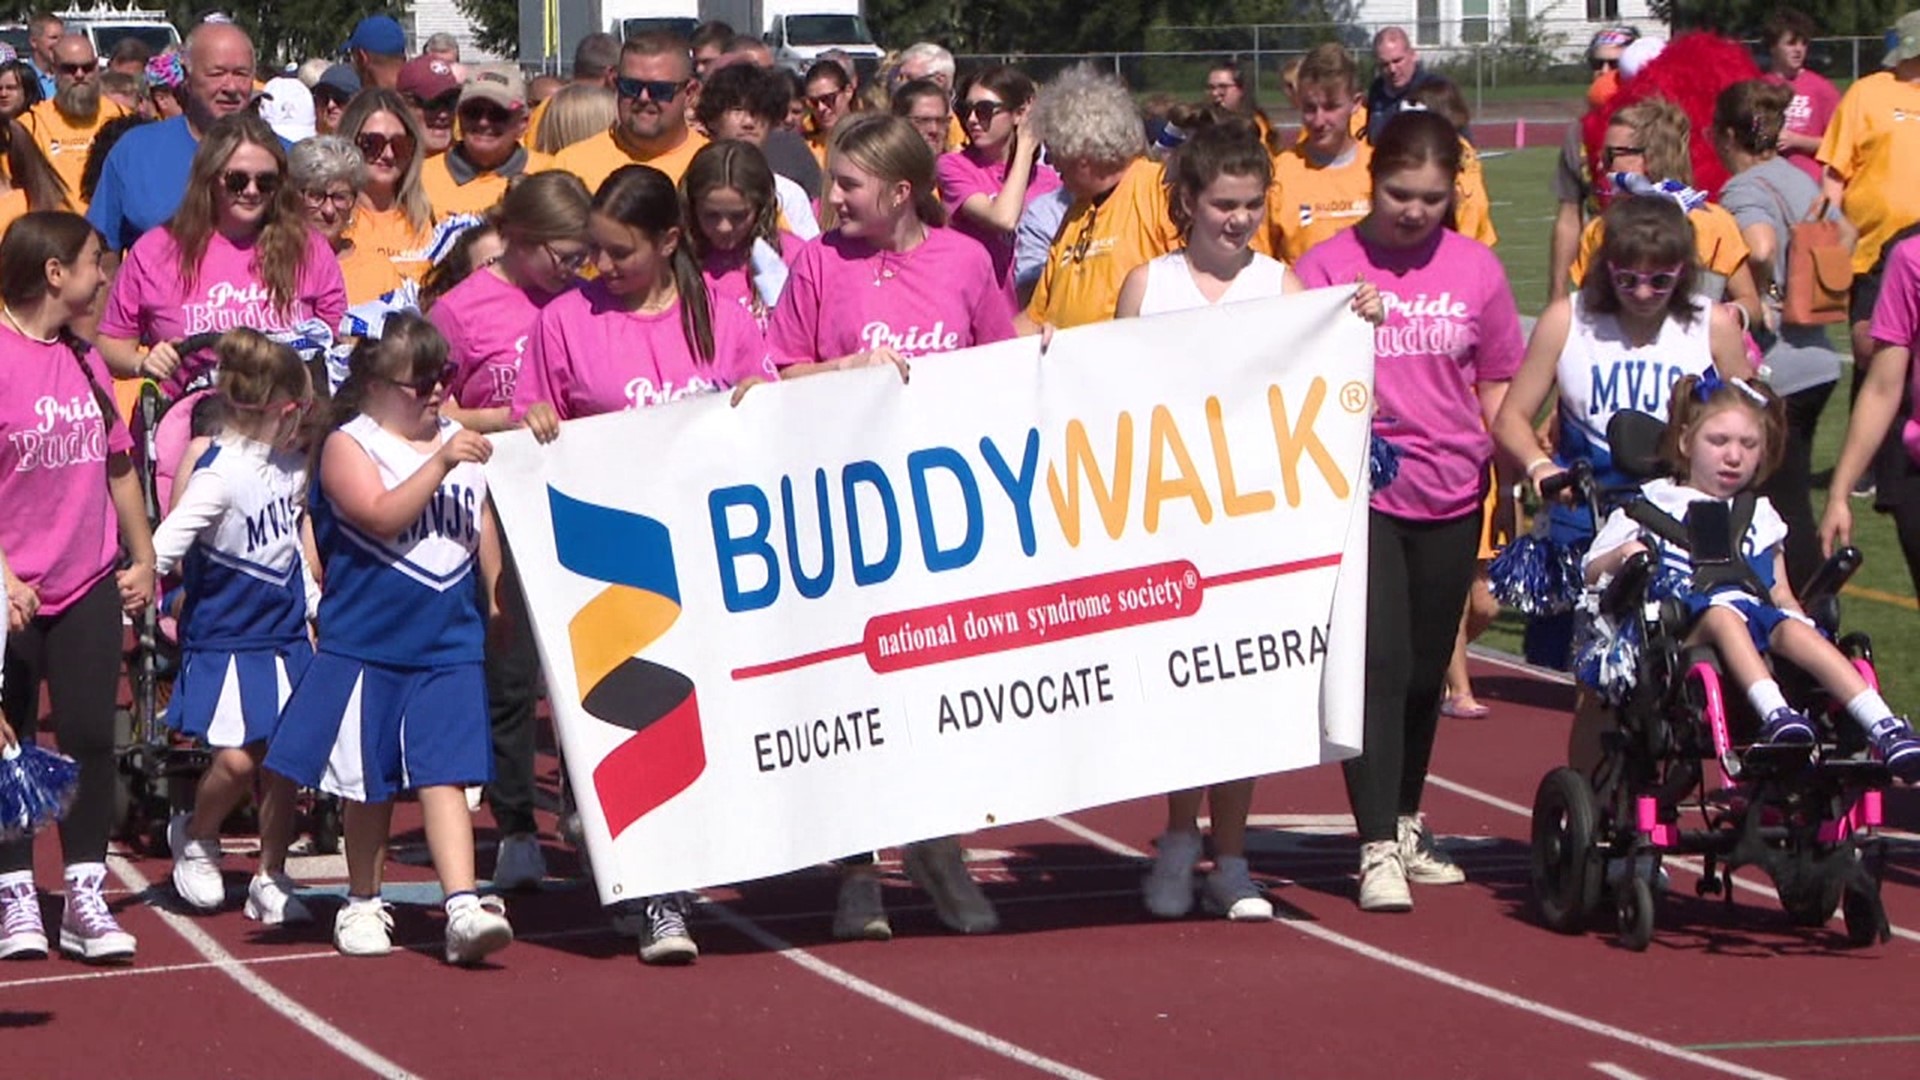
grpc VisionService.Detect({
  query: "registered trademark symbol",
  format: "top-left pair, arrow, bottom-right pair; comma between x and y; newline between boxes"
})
1339,382 -> 1369,413
1184,570 -> 1198,590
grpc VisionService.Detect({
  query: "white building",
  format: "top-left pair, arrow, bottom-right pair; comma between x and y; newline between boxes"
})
409,0 -> 506,62
1350,0 -> 1661,53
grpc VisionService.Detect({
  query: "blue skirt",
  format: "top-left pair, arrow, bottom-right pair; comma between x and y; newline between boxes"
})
163,640 -> 314,749
263,653 -> 492,803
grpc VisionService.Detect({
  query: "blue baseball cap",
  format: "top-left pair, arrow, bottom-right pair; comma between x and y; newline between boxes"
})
343,14 -> 406,58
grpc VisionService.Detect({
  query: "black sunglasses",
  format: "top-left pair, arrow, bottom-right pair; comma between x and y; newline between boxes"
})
56,61 -> 94,77
1589,57 -> 1620,73
221,169 -> 281,196
313,87 -> 352,107
382,369 -> 448,397
1602,144 -> 1646,166
354,131 -> 416,162
615,77 -> 685,103
458,101 -> 514,126
960,100 -> 1008,126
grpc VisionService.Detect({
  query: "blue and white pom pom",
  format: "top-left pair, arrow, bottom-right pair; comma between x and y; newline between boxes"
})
1488,518 -> 1583,616
1368,435 -> 1401,491
1573,604 -> 1643,707
0,741 -> 80,842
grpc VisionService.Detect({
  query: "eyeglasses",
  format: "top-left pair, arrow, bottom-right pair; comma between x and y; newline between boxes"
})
301,188 -> 354,211
960,100 -> 1008,126
221,169 -> 281,196
543,242 -> 589,273
807,90 -> 845,111
907,114 -> 947,131
313,88 -> 351,108
411,92 -> 460,114
380,370 -> 447,397
354,131 -> 416,162
1206,81 -> 1238,92
56,61 -> 94,77
1602,144 -> 1646,166
458,102 -> 514,127
1607,263 -> 1685,295
1589,57 -> 1620,73
615,77 -> 685,103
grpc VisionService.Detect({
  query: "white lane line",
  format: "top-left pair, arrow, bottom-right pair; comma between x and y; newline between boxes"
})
700,901 -> 1107,1080
105,856 -> 424,1080
1043,816 -> 1791,1080
1453,648 -> 1920,945
1592,1064 -> 1657,1080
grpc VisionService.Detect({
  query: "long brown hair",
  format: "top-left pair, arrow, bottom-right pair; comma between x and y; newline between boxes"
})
168,112 -> 307,319
337,88 -> 434,235
680,140 -> 780,258
1581,195 -> 1700,322
0,209 -> 92,308
1660,373 -> 1787,484
595,164 -> 716,363
1,119 -> 67,211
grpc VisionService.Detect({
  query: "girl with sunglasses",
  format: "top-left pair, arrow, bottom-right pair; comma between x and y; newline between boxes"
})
1493,195 -> 1751,769
511,163 -> 774,965
937,66 -> 1061,307
264,313 -> 515,966
155,329 -> 318,925
97,113 -> 346,397
336,89 -> 437,284
1294,111 -> 1526,914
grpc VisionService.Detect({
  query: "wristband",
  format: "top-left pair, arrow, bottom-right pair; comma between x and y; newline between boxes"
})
1524,457 -> 1557,477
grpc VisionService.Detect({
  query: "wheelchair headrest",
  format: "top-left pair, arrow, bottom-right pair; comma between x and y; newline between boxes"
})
1606,410 -> 1669,481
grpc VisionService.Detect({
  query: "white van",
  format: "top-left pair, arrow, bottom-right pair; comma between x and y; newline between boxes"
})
54,7 -> 181,60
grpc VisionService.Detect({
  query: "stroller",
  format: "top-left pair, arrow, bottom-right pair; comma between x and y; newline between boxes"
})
115,330 -> 343,858
1528,410 -> 1893,951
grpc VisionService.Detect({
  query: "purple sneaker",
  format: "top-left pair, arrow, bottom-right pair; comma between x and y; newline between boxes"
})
1759,707 -> 1817,746
1870,718 -> 1920,782
0,874 -> 47,960
59,864 -> 135,964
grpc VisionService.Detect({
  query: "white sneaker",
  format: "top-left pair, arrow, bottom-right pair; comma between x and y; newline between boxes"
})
1397,814 -> 1466,886
0,874 -> 47,960
1358,841 -> 1412,913
1142,830 -> 1203,918
444,895 -> 513,966
902,838 -> 999,934
491,833 -> 547,892
244,872 -> 313,925
59,864 -> 136,963
638,893 -> 698,965
168,814 -> 227,912
832,872 -> 893,941
1203,856 -> 1274,921
334,897 -> 395,957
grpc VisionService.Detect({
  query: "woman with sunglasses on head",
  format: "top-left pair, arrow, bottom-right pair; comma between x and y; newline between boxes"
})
1493,195 -> 1751,771
337,89 -> 437,285
1294,111 -> 1526,913
510,164 -> 774,964
937,66 -> 1061,307
291,134 -> 404,307
95,113 -> 347,395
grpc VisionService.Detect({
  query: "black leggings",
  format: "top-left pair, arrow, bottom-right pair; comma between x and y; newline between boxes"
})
1759,380 -> 1834,594
485,546 -> 540,837
1344,508 -> 1481,844
0,575 -> 125,873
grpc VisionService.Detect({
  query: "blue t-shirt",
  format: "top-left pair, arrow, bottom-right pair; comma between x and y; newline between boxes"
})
30,62 -> 53,101
88,115 -> 199,252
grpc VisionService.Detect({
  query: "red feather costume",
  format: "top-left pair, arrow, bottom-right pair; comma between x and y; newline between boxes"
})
1579,32 -> 1761,206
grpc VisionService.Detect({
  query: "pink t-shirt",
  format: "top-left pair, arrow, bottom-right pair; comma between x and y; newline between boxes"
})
0,328 -> 134,616
1765,69 -> 1842,187
1868,237 -> 1920,463
1295,226 -> 1524,522
767,227 -> 1015,365
937,149 -> 1063,298
430,269 -> 568,410
99,226 -> 349,397
702,231 -> 807,327
511,279 -> 778,421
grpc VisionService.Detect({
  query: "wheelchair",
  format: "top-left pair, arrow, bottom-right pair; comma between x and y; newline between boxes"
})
1528,410 -> 1893,951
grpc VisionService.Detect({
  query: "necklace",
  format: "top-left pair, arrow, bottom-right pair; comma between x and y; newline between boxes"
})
872,224 -> 928,287
1,305 -> 56,344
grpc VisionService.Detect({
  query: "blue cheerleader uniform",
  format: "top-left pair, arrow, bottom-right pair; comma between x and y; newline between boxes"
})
264,415 -> 492,802
153,437 -> 315,748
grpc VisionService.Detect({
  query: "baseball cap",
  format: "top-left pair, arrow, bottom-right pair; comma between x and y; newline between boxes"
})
459,67 -> 528,113
397,55 -> 461,103
257,75 -> 317,141
146,52 -> 186,91
1885,11 -> 1920,68
314,63 -> 361,98
343,14 -> 406,59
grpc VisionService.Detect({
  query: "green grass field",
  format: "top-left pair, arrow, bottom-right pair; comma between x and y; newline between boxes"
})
1476,148 -> 1920,716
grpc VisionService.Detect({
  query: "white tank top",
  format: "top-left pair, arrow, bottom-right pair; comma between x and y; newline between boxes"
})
1554,293 -> 1714,488
1136,251 -> 1291,316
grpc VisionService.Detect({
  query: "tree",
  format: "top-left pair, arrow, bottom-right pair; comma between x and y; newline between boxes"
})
456,0 -> 517,58
159,0 -> 410,68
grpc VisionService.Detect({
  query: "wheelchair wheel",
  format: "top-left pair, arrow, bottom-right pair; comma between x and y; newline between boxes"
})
1843,885 -> 1888,948
1616,876 -> 1655,952
1531,767 -> 1601,933
1777,874 -> 1844,928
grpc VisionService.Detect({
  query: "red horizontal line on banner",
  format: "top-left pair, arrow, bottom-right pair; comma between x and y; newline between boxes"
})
728,552 -> 1342,681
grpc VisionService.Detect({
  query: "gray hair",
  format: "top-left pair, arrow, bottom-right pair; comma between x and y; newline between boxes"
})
295,57 -> 330,87
423,32 -> 460,60
1031,64 -> 1144,166
896,41 -> 954,79
288,134 -> 367,192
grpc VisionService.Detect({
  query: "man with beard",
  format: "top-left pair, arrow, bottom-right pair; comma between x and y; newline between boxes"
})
20,34 -> 128,211
421,68 -> 547,217
549,32 -> 705,190
87,21 -> 258,250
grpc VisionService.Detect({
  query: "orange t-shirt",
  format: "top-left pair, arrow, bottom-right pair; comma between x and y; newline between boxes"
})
1816,71 -> 1920,273
343,203 -> 436,284
1025,157 -> 1182,330
548,127 -> 708,193
0,188 -> 30,240
1266,139 -> 1373,264
522,94 -> 552,149
1455,140 -> 1497,248
1568,202 -> 1749,287
336,238 -> 406,306
420,148 -> 553,218
20,98 -> 130,212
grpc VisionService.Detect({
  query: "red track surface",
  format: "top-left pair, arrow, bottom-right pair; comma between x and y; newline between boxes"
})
5,652 -> 1917,1079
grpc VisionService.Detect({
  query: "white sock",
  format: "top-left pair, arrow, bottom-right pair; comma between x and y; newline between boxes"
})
444,891 -> 480,917
1746,680 -> 1789,718
1845,689 -> 1897,735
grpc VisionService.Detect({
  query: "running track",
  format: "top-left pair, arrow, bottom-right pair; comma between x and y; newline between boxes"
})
5,650 -> 1917,1079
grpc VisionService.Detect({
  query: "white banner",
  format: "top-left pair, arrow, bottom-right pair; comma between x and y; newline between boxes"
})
487,289 -> 1375,902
